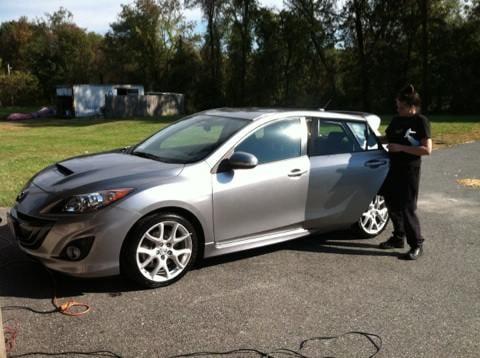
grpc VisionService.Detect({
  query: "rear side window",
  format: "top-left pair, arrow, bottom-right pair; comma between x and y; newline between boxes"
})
309,119 -> 359,156
346,122 -> 380,151
235,118 -> 302,164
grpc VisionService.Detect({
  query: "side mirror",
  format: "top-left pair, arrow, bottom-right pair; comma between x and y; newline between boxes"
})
228,151 -> 258,169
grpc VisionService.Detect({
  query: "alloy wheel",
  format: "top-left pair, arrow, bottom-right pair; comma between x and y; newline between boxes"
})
136,221 -> 192,282
359,195 -> 389,236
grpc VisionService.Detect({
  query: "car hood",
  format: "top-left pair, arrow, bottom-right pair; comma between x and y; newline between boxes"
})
32,152 -> 184,194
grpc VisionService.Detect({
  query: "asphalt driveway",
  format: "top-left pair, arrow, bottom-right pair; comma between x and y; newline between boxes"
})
1,141 -> 479,357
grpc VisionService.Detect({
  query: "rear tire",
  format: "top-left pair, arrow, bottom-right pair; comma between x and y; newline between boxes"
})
354,195 -> 389,238
121,213 -> 198,288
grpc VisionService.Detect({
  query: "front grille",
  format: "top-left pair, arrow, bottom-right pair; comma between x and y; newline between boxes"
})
12,212 -> 55,249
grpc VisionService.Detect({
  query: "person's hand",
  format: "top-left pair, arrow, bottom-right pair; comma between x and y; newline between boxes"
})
388,143 -> 403,152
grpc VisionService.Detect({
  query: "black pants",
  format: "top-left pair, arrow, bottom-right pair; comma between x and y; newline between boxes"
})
380,164 -> 424,249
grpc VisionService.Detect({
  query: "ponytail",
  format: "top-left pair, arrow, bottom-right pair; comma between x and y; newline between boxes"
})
397,84 -> 421,108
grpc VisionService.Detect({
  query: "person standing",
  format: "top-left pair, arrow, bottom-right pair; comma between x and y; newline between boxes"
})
378,85 -> 432,260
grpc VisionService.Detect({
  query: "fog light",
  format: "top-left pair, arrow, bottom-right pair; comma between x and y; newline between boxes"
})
59,236 -> 94,261
66,246 -> 82,260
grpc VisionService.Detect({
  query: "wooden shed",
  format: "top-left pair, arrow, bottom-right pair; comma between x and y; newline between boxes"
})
56,84 -> 144,117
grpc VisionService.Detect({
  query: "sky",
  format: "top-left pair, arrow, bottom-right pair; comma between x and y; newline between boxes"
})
0,0 -> 286,34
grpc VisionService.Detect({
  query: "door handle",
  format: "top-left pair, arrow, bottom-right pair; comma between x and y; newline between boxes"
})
288,169 -> 308,177
364,160 -> 387,168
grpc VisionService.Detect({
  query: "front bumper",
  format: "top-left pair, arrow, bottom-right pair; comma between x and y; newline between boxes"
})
7,206 -> 142,278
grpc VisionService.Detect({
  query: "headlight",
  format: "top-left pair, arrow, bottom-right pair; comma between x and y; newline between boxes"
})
63,188 -> 134,213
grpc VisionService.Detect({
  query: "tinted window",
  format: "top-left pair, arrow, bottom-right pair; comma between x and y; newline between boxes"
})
346,122 -> 380,151
235,118 -> 302,164
310,119 -> 359,156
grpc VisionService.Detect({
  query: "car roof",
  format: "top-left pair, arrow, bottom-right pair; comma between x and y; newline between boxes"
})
203,107 -> 369,122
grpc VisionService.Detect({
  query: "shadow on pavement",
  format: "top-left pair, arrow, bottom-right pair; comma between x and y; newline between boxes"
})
0,222 -> 139,301
199,230 -> 398,269
0,221 -> 397,301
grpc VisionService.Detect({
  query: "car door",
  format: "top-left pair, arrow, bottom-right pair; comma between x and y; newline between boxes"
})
212,117 -> 310,243
304,117 -> 389,231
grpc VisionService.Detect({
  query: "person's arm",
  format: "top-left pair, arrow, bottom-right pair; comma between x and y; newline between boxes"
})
387,138 -> 432,156
378,135 -> 388,144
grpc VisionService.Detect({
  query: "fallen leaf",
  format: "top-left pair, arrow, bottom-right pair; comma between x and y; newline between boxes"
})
456,179 -> 480,188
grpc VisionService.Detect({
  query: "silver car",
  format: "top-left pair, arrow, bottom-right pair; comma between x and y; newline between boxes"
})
7,109 -> 390,287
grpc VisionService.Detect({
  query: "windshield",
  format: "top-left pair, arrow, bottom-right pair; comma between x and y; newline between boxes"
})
132,114 -> 249,163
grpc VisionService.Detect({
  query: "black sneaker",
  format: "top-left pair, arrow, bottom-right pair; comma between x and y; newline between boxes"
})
402,246 -> 423,260
379,236 -> 405,249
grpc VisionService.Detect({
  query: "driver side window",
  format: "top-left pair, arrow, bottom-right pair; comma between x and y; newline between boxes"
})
309,119 -> 360,156
235,118 -> 302,164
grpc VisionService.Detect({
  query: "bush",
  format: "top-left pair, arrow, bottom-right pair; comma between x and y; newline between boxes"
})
0,70 -> 40,106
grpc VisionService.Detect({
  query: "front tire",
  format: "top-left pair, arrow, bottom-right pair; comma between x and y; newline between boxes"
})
354,195 -> 389,238
121,213 -> 198,288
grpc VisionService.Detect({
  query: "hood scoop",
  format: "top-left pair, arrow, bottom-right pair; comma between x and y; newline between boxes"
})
55,163 -> 74,176
33,153 -> 184,194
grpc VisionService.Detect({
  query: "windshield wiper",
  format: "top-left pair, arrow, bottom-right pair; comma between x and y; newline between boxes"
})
131,151 -> 163,161
131,151 -> 185,164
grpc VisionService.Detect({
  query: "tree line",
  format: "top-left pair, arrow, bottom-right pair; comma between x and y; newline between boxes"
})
0,0 -> 479,114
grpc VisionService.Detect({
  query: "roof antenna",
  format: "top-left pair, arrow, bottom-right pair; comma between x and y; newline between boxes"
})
319,97 -> 333,111
321,97 -> 333,111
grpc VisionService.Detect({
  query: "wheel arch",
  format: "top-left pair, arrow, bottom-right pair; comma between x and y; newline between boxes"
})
120,206 -> 206,265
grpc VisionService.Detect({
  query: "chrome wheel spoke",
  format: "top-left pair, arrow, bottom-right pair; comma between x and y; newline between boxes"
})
139,252 -> 155,268
173,248 -> 191,257
168,223 -> 180,242
138,247 -> 152,255
162,261 -> 172,279
145,231 -> 162,244
379,208 -> 388,220
174,232 -> 191,244
171,248 -> 191,270
143,223 -> 165,244
360,196 -> 388,235
376,197 -> 385,209
171,254 -> 185,270
150,260 -> 163,278
368,217 -> 375,231
136,220 -> 193,283
157,223 -> 165,241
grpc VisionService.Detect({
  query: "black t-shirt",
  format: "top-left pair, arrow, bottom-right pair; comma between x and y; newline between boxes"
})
385,114 -> 431,167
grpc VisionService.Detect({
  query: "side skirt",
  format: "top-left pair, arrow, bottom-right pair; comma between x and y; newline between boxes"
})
203,227 -> 312,258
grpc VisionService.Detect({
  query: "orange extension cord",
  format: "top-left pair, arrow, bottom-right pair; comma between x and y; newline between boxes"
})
0,260 -> 90,316
1,260 -> 90,353
46,267 -> 91,316
1,259 -> 91,317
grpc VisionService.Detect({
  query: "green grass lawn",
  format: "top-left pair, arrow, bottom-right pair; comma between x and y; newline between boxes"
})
0,112 -> 479,207
0,116 -> 178,206
380,114 -> 480,147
